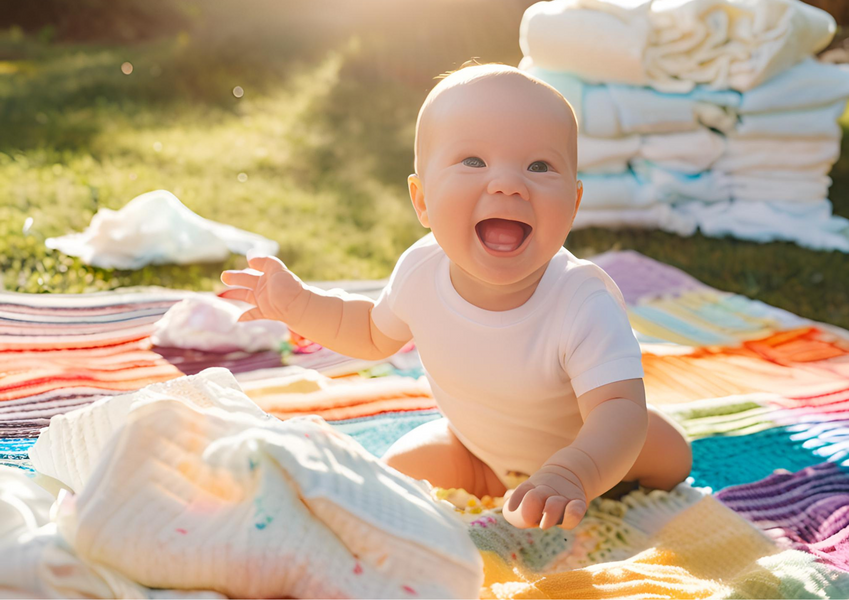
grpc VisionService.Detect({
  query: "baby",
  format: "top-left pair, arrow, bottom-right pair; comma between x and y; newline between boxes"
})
220,64 -> 692,531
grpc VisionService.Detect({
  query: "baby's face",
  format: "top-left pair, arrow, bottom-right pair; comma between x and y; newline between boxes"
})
413,75 -> 580,287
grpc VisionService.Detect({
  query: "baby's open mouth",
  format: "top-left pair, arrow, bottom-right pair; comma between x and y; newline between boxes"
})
475,218 -> 533,253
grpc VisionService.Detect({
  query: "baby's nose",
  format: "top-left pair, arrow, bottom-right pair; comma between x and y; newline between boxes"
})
486,170 -> 530,201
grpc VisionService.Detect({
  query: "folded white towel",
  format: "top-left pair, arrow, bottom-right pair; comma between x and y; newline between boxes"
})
30,369 -> 483,599
713,138 -> 841,174
633,161 -> 732,203
738,58 -> 849,113
521,0 -> 836,93
579,172 -> 653,208
579,134 -> 642,173
734,101 -> 847,139
572,203 -> 698,235
639,129 -> 726,174
46,190 -> 279,270
718,172 -> 832,203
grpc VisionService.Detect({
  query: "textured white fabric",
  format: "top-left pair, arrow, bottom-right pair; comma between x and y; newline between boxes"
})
674,200 -> 849,251
578,135 -> 641,173
633,161 -> 732,203
30,369 -> 482,599
638,129 -> 726,174
521,0 -> 835,93
46,190 -> 279,269
719,172 -> 832,202
152,294 -> 289,353
579,172 -> 652,208
572,203 -> 699,235
734,100 -> 847,139
737,59 -> 849,113
713,137 -> 841,174
371,234 -> 643,484
520,0 -> 652,86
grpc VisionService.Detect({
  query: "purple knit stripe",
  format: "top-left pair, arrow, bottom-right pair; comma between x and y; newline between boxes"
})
718,463 -> 849,569
717,462 -> 842,501
590,250 -> 709,305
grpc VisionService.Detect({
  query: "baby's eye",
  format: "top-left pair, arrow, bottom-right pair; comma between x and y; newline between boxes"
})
462,157 -> 486,168
528,161 -> 549,173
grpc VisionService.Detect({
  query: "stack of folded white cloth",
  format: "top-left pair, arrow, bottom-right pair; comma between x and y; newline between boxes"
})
520,0 -> 849,251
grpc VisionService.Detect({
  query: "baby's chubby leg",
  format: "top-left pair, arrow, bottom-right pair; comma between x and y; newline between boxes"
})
382,418 -> 507,499
619,405 -> 692,492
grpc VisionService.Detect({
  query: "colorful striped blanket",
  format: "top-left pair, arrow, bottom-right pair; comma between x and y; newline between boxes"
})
2,250 -> 849,598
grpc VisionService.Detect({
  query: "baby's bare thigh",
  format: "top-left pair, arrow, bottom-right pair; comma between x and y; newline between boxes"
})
381,418 -> 507,499
622,405 -> 692,491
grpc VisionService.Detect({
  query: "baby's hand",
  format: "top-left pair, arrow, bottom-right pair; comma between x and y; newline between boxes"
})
219,256 -> 305,323
502,464 -> 588,530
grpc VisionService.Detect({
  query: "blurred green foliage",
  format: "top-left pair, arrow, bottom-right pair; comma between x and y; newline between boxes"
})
0,0 -> 848,330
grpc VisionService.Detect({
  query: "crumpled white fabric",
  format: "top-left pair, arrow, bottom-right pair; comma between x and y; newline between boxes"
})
521,0 -> 835,93
737,58 -> 849,113
0,468 -> 225,599
46,190 -> 279,270
28,369 -> 483,599
151,294 -> 289,353
674,199 -> 849,251
713,137 -> 841,175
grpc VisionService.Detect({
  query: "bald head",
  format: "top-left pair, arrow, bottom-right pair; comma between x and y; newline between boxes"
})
413,64 -> 578,177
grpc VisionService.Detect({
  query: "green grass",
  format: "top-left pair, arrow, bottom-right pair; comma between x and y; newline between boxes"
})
1,3 -> 848,330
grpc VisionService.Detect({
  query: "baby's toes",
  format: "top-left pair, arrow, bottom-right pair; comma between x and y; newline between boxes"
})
559,498 -> 588,530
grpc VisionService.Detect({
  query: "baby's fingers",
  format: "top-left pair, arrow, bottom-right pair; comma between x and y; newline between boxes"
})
559,499 -> 588,530
218,288 -> 256,304
247,255 -> 286,274
237,308 -> 265,322
221,270 -> 261,289
539,496 -> 568,530
506,481 -> 535,512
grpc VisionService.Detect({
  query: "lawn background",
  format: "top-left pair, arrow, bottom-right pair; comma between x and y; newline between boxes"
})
2,0 -> 848,328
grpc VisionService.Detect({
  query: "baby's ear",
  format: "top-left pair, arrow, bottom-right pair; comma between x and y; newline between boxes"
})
408,175 -> 430,228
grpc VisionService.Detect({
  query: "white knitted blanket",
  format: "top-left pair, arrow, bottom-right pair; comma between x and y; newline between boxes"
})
20,368 -> 482,598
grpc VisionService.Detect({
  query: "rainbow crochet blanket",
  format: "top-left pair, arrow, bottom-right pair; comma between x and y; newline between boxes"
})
2,250 -> 849,598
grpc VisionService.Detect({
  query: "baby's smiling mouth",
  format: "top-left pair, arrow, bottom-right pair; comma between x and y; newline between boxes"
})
475,218 -> 533,254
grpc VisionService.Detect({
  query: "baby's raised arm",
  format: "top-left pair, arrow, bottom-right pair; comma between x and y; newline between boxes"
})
220,256 -> 410,361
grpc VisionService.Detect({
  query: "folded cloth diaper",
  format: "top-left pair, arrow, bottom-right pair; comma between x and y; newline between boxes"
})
28,368 -> 483,599
572,203 -> 698,236
152,294 -> 289,353
46,190 -> 279,269
578,135 -> 641,173
633,161 -> 732,203
713,138 -> 841,175
639,129 -> 726,174
719,172 -> 832,203
579,172 -> 653,209
521,0 -> 836,93
737,58 -> 849,113
674,200 -> 849,251
734,100 -> 847,139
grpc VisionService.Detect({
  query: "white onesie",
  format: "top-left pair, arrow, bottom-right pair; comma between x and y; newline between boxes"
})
372,233 -> 644,485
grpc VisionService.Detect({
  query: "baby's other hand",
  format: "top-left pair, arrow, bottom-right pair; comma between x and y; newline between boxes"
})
502,464 -> 588,530
219,255 -> 305,323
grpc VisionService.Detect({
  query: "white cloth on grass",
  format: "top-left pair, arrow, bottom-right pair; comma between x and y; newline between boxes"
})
46,190 -> 279,270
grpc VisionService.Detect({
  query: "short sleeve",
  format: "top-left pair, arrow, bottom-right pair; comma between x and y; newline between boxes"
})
371,251 -> 415,343
560,290 -> 644,398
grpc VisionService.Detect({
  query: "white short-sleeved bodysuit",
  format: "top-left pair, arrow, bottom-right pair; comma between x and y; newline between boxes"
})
372,233 -> 644,486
